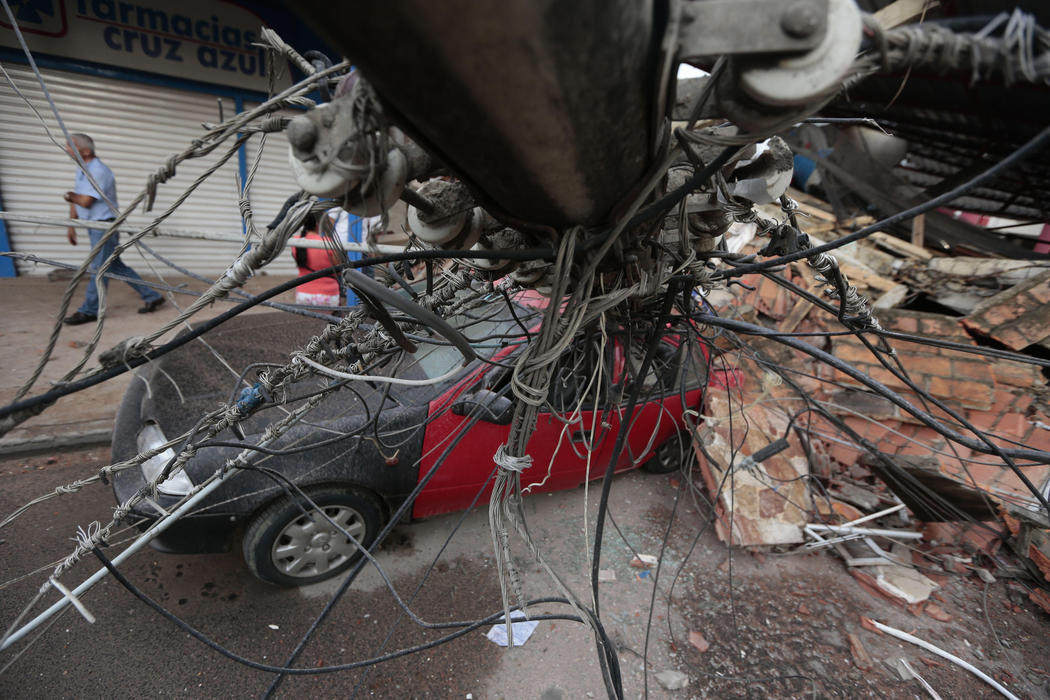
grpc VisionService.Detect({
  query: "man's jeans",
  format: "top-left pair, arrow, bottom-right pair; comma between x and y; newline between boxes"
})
77,226 -> 161,316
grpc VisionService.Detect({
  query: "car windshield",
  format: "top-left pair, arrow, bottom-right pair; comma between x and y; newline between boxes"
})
411,300 -> 537,380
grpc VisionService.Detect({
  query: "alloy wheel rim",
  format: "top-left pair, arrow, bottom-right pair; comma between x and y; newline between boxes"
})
271,504 -> 366,578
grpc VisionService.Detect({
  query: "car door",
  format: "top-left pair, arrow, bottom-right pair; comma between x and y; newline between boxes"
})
412,332 -> 703,518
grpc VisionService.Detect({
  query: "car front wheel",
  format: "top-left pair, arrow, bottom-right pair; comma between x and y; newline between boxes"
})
242,486 -> 383,586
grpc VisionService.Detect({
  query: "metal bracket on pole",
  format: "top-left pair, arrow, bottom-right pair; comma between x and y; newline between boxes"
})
678,0 -> 829,58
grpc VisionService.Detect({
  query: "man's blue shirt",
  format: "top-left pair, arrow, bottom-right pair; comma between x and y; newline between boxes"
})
73,158 -> 118,221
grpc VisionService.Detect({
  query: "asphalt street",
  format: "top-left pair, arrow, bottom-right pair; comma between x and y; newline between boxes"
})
5,448 -> 1041,699
0,446 -> 688,698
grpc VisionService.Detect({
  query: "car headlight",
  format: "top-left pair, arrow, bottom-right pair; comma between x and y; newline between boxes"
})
137,423 -> 194,496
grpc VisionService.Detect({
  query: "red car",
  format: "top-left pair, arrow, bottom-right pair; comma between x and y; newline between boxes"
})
112,301 -> 710,586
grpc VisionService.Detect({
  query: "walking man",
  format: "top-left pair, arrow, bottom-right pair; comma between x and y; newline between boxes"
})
62,133 -> 164,325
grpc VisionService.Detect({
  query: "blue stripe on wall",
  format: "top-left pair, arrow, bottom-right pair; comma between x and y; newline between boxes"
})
234,95 -> 249,237
0,185 -> 15,277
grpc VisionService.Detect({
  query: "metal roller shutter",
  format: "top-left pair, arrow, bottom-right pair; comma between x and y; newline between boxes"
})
241,104 -> 299,276
0,63 -> 297,277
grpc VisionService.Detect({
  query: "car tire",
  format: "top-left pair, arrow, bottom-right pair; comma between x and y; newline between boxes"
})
242,486 -> 383,586
641,434 -> 689,474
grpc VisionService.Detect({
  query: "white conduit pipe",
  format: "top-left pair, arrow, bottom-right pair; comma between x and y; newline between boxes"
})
298,356 -> 465,386
0,474 -> 230,651
806,524 -> 923,539
870,620 -> 1020,700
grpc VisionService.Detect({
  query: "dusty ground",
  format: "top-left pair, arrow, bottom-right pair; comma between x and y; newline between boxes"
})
0,274 -> 297,452
0,447 -> 1047,698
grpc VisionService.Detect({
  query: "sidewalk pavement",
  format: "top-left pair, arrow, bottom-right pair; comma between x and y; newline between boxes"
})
0,271 -> 298,456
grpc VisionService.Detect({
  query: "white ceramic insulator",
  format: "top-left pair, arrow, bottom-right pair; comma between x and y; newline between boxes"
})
288,143 -> 358,197
408,203 -> 468,245
345,148 -> 408,217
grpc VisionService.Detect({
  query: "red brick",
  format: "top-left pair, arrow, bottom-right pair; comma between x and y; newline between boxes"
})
1030,588 -> 1050,615
936,445 -> 974,473
842,415 -> 873,436
993,412 -> 1029,438
922,521 -> 1004,555
850,570 -> 907,609
1025,427 -> 1050,452
991,465 -> 1050,500
900,353 -> 953,379
926,377 -> 994,410
926,603 -> 953,622
848,632 -> 875,670
965,299 -> 1029,331
1012,392 -> 1034,413
963,273 -> 1050,349
1028,278 -> 1050,305
917,313 -> 968,338
887,313 -> 920,334
829,442 -> 859,466
1028,540 -> 1050,584
832,340 -> 877,365
942,462 -> 1001,487
989,389 -> 1031,417
993,316 -> 1050,350
753,277 -> 790,320
866,365 -> 912,391
991,361 -> 1044,388
951,358 -> 995,383
966,409 -> 998,433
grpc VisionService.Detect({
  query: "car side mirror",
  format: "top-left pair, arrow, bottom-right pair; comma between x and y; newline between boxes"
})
451,388 -> 514,425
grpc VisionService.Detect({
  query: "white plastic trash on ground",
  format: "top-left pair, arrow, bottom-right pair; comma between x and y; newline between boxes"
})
485,610 -> 539,647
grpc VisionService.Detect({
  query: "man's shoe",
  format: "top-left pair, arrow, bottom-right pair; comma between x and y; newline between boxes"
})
138,298 -> 165,314
63,311 -> 97,326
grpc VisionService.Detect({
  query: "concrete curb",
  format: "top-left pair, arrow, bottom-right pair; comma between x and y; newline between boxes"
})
0,429 -> 112,458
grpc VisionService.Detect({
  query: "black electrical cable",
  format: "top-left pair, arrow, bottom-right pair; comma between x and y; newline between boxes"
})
350,459 -> 505,697
262,374 -> 626,697
714,124 -> 1050,281
851,328 -> 1013,523
590,278 -> 686,620
731,261 -> 1050,369
263,404 -> 498,694
580,145 -> 742,254
721,323 -> 1002,544
90,545 -> 582,675
0,247 -> 553,423
344,267 -> 477,363
693,313 -> 1050,518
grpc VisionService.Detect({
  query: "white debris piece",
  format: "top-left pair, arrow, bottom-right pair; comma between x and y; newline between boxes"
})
485,610 -> 538,648
655,670 -> 690,690
873,563 -> 939,604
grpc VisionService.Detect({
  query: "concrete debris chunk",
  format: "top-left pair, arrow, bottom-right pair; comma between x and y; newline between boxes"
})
884,656 -> 914,681
654,670 -> 690,690
872,563 -> 939,605
961,269 -> 1050,350
692,392 -> 811,546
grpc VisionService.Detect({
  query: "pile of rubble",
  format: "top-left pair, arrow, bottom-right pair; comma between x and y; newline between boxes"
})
694,188 -> 1050,627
